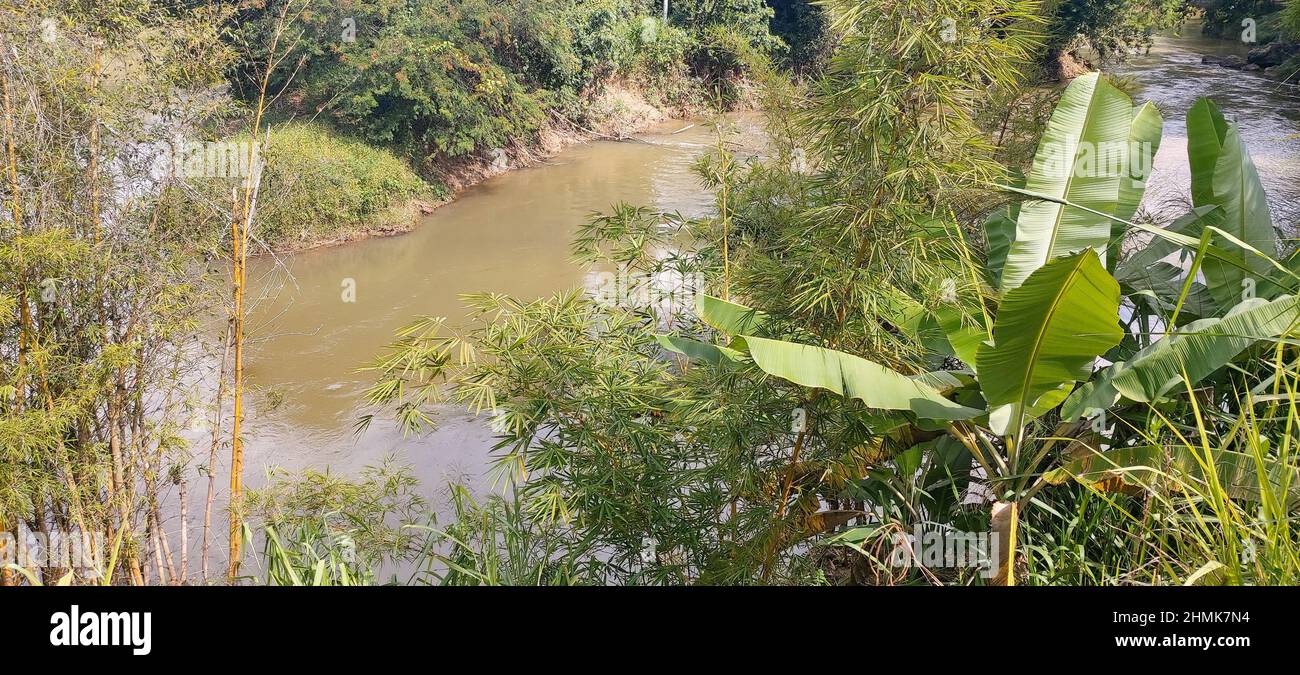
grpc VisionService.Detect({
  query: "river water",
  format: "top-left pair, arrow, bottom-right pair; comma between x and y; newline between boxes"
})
225,117 -> 748,506
172,26 -> 1299,573
1113,26 -> 1300,217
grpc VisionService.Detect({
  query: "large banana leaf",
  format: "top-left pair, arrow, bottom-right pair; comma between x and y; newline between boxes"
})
1003,184 -> 1293,286
741,336 -> 982,421
1062,294 -> 1300,420
1045,444 -> 1300,505
1187,98 -> 1228,205
984,204 -> 1018,288
1109,101 -> 1164,271
1116,260 -> 1217,319
1186,98 -> 1277,308
936,305 -> 986,370
697,294 -> 768,335
977,251 -> 1123,429
1114,205 -> 1223,275
658,294 -> 768,364
1043,444 -> 1163,492
655,334 -> 742,365
1000,73 -> 1138,289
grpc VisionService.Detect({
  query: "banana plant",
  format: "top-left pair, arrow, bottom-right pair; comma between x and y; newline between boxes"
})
1187,99 -> 1277,308
659,73 -> 1300,585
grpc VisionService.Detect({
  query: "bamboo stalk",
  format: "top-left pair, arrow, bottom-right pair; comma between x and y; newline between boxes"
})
228,0 -> 293,583
203,318 -> 233,583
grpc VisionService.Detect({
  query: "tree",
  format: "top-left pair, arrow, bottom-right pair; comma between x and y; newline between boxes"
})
1,1 -> 234,585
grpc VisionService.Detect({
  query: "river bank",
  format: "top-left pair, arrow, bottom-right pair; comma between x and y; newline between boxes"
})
262,83 -> 737,255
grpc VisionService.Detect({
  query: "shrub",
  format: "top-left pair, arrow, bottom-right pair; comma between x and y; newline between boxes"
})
164,123 -> 430,249
225,1 -> 784,165
254,124 -> 431,246
1201,0 -> 1285,41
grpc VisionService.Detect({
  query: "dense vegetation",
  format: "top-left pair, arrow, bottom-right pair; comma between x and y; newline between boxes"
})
1047,0 -> 1186,58
227,1 -> 781,169
353,1 -> 1300,586
172,123 -> 432,249
4,0 -> 1300,587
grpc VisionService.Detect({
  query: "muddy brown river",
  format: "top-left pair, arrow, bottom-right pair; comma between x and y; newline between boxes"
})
206,117 -> 753,516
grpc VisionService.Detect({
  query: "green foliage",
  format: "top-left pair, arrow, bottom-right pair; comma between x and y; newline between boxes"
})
734,0 -> 1042,364
226,1 -> 783,166
246,123 -> 429,247
1201,0 -> 1285,41
1000,73 -> 1153,287
1045,0 -> 1187,59
767,0 -> 833,75
743,334 -> 983,420
157,122 -> 430,250
669,0 -> 783,54
361,290 -> 816,584
229,0 -> 550,165
0,1 -> 235,584
1187,98 -> 1277,307
361,0 -> 1051,585
414,484 -> 602,585
978,251 -> 1124,434
248,463 -> 426,585
658,68 -> 1300,584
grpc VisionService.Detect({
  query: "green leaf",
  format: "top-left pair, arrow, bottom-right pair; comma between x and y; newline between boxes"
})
742,336 -> 982,420
1001,73 -> 1139,289
1001,185 -> 1292,286
1062,294 -> 1300,420
1115,206 -> 1223,275
909,369 -> 971,392
1186,98 -> 1276,307
655,335 -> 742,365
1184,561 -> 1227,586
1170,446 -> 1300,505
988,382 -> 1074,436
983,204 -> 1017,287
1186,98 -> 1228,205
935,305 -> 987,370
697,294 -> 767,335
1116,261 -> 1216,319
1046,443 -> 1300,506
977,251 -> 1123,429
1110,101 -> 1164,270
1043,444 -> 1163,490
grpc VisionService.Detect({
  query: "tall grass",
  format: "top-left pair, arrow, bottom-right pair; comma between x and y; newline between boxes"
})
408,485 -> 600,586
248,477 -> 601,586
1017,357 -> 1300,586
